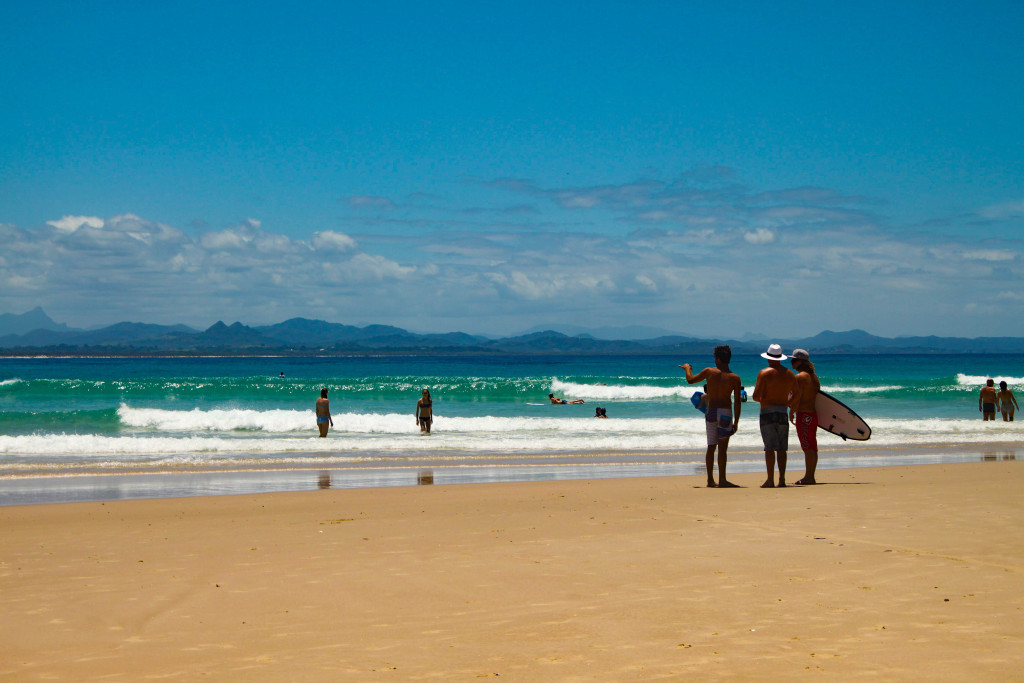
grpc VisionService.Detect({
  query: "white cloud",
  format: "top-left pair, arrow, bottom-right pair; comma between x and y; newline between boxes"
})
346,195 -> 395,210
342,254 -> 416,282
201,230 -> 248,251
978,200 -> 1024,220
962,249 -> 1016,262
744,228 -> 775,244
488,271 -> 548,299
5,175 -> 1024,336
313,231 -> 357,251
46,215 -> 104,233
634,275 -> 658,292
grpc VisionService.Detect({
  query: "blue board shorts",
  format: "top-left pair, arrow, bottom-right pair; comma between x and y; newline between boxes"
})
705,407 -> 734,445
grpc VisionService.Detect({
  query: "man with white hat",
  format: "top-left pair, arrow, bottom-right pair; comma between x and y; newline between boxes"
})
752,343 -> 796,488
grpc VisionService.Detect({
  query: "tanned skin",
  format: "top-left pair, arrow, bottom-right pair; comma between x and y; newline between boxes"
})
980,380 -> 998,421
680,346 -> 743,488
789,357 -> 820,485
753,360 -> 796,488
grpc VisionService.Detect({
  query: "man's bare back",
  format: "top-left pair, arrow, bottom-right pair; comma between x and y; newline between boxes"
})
753,366 -> 796,407
681,363 -> 743,423
681,365 -> 742,409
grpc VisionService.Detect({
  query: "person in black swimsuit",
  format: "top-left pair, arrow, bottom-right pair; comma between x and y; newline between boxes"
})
416,389 -> 434,434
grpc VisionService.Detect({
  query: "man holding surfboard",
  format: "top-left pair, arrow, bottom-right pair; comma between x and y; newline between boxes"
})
753,344 -> 796,488
679,345 -> 743,488
789,349 -> 821,485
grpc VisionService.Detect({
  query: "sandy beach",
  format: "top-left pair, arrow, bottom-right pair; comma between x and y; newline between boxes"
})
1,461 -> 1022,680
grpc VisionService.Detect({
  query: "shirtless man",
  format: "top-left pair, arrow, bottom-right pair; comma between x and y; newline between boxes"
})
680,345 -> 743,488
788,349 -> 821,485
753,344 -> 796,488
979,379 -> 998,421
316,387 -> 333,438
548,393 -> 585,404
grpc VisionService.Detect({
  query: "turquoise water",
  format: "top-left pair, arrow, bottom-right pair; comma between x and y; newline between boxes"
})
0,354 -> 1021,488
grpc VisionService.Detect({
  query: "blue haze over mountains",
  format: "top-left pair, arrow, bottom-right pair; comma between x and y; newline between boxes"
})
1,307 -> 1023,355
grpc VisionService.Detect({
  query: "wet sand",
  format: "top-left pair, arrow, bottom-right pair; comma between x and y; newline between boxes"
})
1,441 -> 1018,507
1,461 -> 1022,680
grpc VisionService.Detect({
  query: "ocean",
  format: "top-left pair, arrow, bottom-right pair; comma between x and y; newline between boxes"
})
1,353 -> 1021,503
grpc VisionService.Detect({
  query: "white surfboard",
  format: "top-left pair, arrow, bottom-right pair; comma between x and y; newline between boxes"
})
815,391 -> 871,441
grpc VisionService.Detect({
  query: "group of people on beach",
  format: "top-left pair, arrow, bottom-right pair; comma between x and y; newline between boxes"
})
681,343 -> 820,489
979,379 -> 1018,421
312,347 -> 1017,487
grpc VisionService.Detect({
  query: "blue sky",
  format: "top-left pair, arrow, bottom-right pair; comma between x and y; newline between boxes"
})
2,1 -> 1022,338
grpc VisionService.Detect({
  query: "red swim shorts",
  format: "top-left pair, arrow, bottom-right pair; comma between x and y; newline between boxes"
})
796,411 -> 818,451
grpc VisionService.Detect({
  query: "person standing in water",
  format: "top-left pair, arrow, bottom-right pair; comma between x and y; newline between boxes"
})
789,349 -> 821,485
680,345 -> 743,488
998,381 -> 1019,421
416,389 -> 434,434
979,379 -> 998,421
316,387 -> 333,438
753,344 -> 796,488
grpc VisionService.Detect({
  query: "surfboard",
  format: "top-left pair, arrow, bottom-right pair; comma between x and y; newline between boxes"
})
690,392 -> 707,414
815,391 -> 871,441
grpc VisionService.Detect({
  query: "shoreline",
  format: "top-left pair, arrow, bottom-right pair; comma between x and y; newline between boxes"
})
1,460 -> 1021,679
0,441 -> 1018,507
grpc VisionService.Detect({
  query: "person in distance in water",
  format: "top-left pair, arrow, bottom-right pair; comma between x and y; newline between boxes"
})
416,389 -> 434,434
680,345 -> 743,488
979,379 -> 998,421
998,380 -> 1018,422
316,387 -> 333,438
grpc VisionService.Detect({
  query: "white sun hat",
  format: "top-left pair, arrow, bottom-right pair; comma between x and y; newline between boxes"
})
760,343 -> 788,361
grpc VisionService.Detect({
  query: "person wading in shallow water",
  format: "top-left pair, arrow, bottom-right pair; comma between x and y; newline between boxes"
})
416,389 -> 434,434
998,381 -> 1019,422
789,349 -> 821,485
316,388 -> 333,438
680,345 -> 743,488
979,379 -> 998,421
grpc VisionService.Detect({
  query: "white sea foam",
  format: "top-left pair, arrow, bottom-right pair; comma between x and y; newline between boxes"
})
0,378 -> 22,387
820,385 -> 904,394
551,378 -> 698,400
957,374 -> 1024,387
119,405 -> 310,433
2,411 -> 1020,460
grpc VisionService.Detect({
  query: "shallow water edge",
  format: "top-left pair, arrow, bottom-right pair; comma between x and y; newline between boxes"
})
0,442 -> 1018,506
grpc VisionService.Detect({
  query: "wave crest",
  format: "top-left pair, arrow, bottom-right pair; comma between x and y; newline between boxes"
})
821,385 -> 904,394
957,374 -> 1024,387
551,378 -> 698,400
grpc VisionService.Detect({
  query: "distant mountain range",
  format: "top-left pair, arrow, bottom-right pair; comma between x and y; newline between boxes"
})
1,308 -> 1023,356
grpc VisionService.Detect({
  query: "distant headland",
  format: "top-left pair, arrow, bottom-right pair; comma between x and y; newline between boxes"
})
2,307 -> 1023,357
